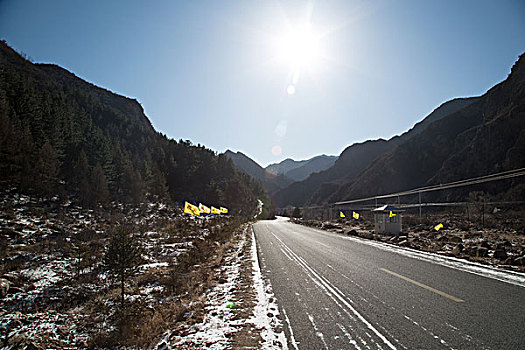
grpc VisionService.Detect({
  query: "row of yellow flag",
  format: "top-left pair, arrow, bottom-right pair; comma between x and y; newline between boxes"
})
340,211 -> 360,220
340,209 -> 444,231
184,201 -> 228,216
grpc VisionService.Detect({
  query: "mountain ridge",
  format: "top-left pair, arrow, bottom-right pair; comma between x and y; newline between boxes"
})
0,41 -> 265,214
272,54 -> 524,207
327,53 -> 525,203
223,150 -> 293,195
266,154 -> 338,181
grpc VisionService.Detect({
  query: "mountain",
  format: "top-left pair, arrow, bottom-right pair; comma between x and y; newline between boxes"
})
224,150 -> 293,194
326,53 -> 525,203
274,53 -> 524,207
272,97 -> 476,207
266,155 -> 338,182
0,41 -> 264,213
266,158 -> 306,176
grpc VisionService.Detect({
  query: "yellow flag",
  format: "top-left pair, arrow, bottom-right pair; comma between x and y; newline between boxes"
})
339,211 -> 345,218
184,201 -> 200,216
389,211 -> 396,217
211,206 -> 221,215
220,207 -> 228,214
353,211 -> 359,220
434,223 -> 443,231
199,203 -> 211,214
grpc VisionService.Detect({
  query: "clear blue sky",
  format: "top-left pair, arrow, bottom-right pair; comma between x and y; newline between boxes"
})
1,0 -> 524,167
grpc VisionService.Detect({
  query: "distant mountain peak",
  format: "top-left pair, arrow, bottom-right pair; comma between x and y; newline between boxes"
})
265,155 -> 338,182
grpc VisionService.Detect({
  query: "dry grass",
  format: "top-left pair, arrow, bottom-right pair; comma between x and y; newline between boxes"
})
87,218 -> 251,348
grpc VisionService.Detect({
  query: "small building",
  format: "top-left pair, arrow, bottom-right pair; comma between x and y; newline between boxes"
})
373,205 -> 403,234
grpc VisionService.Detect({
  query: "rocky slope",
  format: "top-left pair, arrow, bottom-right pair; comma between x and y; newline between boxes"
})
273,53 -> 524,207
330,53 -> 525,203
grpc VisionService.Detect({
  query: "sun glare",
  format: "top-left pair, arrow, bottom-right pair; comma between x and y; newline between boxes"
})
276,23 -> 320,69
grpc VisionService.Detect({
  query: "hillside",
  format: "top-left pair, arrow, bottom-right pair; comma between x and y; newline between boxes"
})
266,155 -> 338,182
224,150 -> 293,195
0,41 -> 264,213
266,158 -> 306,176
273,56 -> 525,206
273,54 -> 524,207
272,97 -> 474,207
327,53 -> 525,203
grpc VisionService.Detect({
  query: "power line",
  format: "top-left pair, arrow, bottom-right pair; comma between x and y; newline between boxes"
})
326,167 -> 525,207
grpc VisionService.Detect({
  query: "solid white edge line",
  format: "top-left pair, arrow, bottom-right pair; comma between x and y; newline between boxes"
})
295,223 -> 525,288
282,307 -> 300,350
272,231 -> 397,350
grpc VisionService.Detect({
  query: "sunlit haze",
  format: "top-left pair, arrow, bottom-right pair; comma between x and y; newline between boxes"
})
1,0 -> 524,166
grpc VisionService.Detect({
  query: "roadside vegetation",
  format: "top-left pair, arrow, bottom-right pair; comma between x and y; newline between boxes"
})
0,188 -> 254,348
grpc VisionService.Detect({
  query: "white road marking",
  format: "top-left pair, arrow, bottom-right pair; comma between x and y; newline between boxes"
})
307,314 -> 329,350
380,268 -> 464,303
299,224 -> 525,288
270,231 -> 397,350
282,307 -> 300,350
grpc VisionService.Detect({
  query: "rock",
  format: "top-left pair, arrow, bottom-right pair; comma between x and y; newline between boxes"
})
2,273 -> 20,286
359,232 -> 373,239
437,234 -> 448,241
503,257 -> 515,265
452,244 -> 464,256
449,236 -> 463,243
463,246 -> 477,256
408,237 -> 420,244
8,286 -> 23,294
480,241 -> 492,249
493,247 -> 508,260
476,247 -> 489,258
156,340 -> 168,350
346,229 -> 358,236
398,240 -> 410,247
0,279 -> 9,298
322,223 -> 337,230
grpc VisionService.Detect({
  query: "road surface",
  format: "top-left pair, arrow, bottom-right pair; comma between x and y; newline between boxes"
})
253,217 -> 525,349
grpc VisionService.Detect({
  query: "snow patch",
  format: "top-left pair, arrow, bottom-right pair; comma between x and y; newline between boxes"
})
249,227 -> 288,349
337,234 -> 525,288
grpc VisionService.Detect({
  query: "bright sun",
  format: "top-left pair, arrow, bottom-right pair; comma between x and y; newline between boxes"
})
275,24 -> 321,69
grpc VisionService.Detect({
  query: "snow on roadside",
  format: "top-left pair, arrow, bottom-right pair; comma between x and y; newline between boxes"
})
155,224 -> 288,349
159,228 -> 249,349
249,226 -> 288,349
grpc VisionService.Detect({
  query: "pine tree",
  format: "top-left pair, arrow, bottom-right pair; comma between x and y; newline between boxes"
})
73,149 -> 91,204
35,140 -> 60,197
90,162 -> 109,206
103,226 -> 144,306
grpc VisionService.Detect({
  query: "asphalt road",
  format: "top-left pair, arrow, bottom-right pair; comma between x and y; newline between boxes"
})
253,217 -> 525,349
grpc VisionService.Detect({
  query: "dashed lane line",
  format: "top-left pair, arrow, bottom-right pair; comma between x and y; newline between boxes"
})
380,268 -> 465,303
